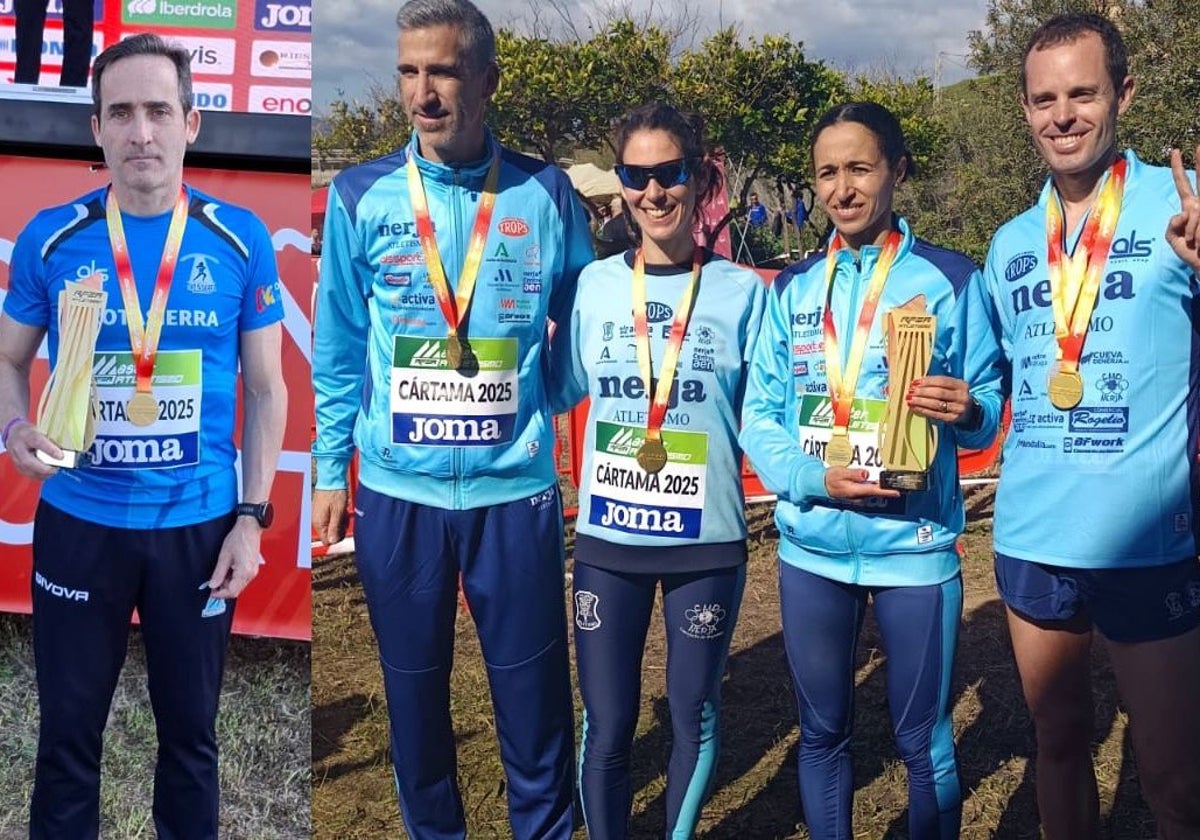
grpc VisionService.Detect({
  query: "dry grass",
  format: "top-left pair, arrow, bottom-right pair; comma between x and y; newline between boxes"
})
312,484 -> 1158,839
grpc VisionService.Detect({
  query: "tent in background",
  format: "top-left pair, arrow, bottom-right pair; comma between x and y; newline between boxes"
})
565,162 -> 621,199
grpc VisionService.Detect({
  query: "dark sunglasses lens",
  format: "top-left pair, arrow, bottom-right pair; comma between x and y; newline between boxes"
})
656,161 -> 689,186
616,165 -> 650,190
616,161 -> 691,190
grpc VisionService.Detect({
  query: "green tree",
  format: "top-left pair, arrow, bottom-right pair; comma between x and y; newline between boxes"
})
488,21 -> 673,164
313,91 -> 408,168
671,29 -> 843,240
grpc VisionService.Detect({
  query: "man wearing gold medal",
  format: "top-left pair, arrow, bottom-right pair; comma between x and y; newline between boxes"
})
311,0 -> 594,836
983,13 -> 1200,838
0,34 -> 287,839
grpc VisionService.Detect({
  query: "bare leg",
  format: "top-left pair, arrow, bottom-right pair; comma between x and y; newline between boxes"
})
1106,625 -> 1200,840
1005,606 -> 1099,840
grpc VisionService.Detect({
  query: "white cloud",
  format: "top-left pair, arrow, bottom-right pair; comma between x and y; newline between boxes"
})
312,0 -> 987,114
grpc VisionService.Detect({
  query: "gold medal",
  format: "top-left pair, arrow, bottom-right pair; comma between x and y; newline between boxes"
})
826,430 -> 854,467
446,334 -> 463,370
127,390 -> 159,426
1047,370 -> 1084,410
636,438 -> 668,474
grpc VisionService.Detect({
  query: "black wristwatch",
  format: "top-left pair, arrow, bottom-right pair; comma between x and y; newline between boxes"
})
235,501 -> 274,529
954,396 -> 984,432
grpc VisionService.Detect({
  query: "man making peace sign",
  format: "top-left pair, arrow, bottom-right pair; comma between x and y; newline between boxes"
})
982,12 -> 1200,839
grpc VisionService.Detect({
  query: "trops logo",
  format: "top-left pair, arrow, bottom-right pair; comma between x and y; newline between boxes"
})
124,0 -> 237,29
1004,252 -> 1038,283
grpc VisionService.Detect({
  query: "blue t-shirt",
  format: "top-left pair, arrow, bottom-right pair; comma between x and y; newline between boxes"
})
984,151 -> 1200,568
553,250 -> 765,550
5,185 -> 284,529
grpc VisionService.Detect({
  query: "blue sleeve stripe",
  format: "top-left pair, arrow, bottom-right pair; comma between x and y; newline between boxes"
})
911,238 -> 976,299
333,149 -> 408,229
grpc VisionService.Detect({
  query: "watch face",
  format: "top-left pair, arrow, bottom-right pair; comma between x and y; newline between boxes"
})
260,502 -> 275,528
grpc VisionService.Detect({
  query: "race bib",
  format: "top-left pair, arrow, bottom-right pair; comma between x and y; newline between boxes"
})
587,421 -> 708,539
89,349 -> 202,470
797,393 -> 886,480
390,336 -> 519,446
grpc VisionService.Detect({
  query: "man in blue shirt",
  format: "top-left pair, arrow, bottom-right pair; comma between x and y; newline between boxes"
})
983,13 -> 1200,838
311,1 -> 593,837
746,191 -> 768,227
0,33 -> 287,839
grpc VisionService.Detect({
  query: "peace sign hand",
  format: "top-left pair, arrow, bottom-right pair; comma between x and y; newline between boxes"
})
1168,144 -> 1200,272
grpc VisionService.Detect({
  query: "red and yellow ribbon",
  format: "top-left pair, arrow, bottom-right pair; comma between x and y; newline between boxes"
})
633,248 -> 702,445
405,150 -> 501,342
1046,155 -> 1127,374
105,186 -> 189,399
822,229 -> 902,438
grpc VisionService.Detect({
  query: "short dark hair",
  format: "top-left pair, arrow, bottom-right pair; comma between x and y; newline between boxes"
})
396,0 -> 496,71
1021,12 -> 1128,98
91,33 -> 194,119
810,101 -> 913,181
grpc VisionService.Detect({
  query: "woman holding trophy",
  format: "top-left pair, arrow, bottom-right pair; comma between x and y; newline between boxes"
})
739,101 -> 1003,840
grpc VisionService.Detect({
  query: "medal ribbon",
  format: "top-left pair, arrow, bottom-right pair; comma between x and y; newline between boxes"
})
633,247 -> 702,443
405,150 -> 501,342
105,186 -> 189,397
822,229 -> 902,435
1046,156 -> 1127,374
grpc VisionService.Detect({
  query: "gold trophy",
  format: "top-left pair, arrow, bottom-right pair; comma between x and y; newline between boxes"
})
35,279 -> 106,468
879,296 -> 937,492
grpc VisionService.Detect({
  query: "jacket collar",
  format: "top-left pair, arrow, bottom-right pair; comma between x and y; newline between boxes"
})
404,128 -> 500,185
825,214 -> 914,274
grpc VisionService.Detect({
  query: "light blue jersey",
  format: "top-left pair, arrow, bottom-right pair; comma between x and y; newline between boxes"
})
553,250 -> 765,548
5,185 -> 283,529
984,150 -> 1200,569
312,131 -> 594,510
740,217 -> 1003,587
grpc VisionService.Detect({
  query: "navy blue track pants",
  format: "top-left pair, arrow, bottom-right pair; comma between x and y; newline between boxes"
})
573,560 -> 745,839
30,501 -> 236,840
353,483 -> 575,840
779,563 -> 963,840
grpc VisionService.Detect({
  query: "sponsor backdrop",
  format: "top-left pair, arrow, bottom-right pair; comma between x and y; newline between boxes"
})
0,0 -> 311,115
0,155 -> 313,640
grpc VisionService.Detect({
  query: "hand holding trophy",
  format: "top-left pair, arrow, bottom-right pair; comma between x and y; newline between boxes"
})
879,295 -> 936,492
35,277 -> 106,469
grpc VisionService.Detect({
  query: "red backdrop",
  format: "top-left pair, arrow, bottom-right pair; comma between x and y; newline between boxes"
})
0,154 -> 312,640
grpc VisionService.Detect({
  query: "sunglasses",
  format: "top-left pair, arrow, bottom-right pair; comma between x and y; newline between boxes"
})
614,158 -> 696,191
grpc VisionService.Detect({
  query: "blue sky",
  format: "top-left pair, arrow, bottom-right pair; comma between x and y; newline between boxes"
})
313,0 -> 988,115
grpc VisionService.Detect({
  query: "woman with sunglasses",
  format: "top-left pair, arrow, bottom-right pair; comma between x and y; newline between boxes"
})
739,102 -> 1003,839
551,102 -> 765,839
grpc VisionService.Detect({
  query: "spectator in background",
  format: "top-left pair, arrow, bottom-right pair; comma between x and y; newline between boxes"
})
597,194 -> 634,257
747,191 -> 768,227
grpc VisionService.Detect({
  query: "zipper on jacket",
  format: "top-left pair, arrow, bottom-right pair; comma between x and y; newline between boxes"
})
839,250 -> 863,582
452,169 -> 466,509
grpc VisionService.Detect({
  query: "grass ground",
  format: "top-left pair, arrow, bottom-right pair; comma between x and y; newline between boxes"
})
312,484 -> 1158,839
0,615 -> 311,839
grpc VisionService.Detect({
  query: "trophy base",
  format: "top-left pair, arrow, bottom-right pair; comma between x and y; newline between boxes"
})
36,448 -> 88,469
879,469 -> 929,492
